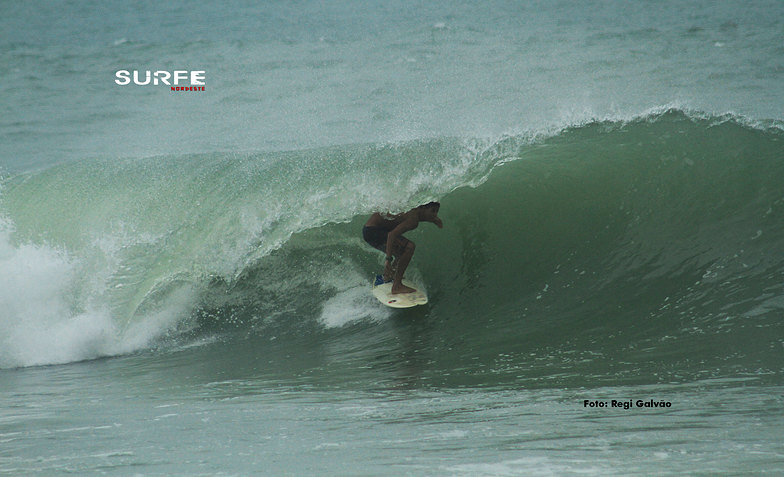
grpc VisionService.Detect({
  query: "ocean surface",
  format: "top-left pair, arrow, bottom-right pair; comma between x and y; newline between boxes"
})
2,0 -> 783,475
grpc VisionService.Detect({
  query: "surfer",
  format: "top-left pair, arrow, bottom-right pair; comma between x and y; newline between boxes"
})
362,202 -> 443,294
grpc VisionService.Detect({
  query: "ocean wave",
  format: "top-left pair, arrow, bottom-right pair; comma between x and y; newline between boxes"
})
1,108 -> 783,370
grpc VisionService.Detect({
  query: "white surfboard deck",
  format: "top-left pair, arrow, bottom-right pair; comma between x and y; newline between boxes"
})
371,276 -> 428,308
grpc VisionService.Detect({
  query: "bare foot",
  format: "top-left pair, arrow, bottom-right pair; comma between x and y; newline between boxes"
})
391,283 -> 416,294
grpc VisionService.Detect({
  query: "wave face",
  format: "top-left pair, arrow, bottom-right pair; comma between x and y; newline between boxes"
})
2,109 -> 783,377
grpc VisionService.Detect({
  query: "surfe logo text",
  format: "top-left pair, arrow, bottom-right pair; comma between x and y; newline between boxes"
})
115,70 -> 206,91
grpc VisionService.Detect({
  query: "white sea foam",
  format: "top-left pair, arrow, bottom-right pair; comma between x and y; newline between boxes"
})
319,284 -> 392,328
0,219 -> 189,368
318,263 -> 392,328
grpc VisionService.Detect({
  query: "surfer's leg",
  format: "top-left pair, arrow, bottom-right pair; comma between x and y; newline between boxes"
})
363,226 -> 395,281
391,240 -> 416,294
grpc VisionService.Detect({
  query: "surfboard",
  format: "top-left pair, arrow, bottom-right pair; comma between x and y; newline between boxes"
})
371,275 -> 428,308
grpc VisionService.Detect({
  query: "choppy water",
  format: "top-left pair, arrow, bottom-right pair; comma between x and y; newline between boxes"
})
2,0 -> 783,475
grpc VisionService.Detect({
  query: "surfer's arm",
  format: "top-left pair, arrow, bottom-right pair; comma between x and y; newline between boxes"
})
385,218 -> 416,259
385,228 -> 400,260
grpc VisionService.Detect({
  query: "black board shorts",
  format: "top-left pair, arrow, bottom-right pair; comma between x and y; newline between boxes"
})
362,226 -> 388,252
363,226 -> 411,253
